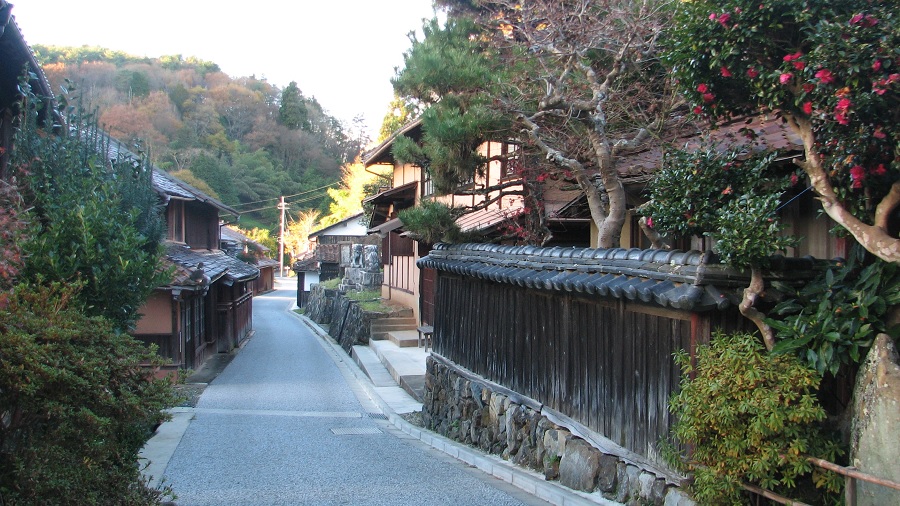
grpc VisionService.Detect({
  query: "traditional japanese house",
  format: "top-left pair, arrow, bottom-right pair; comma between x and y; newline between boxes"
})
132,166 -> 259,370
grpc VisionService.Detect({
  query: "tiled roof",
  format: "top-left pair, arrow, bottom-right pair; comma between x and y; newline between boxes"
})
362,118 -> 423,166
418,243 -> 823,312
221,226 -> 271,252
616,114 -> 803,182
455,204 -> 525,233
292,253 -> 318,272
165,242 -> 259,285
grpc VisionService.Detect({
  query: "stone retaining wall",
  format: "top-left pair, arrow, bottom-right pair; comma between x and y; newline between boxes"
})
305,284 -> 413,352
423,356 -> 695,506
304,285 -> 336,324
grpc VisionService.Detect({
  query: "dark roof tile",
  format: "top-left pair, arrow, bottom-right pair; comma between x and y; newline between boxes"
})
418,243 -> 825,312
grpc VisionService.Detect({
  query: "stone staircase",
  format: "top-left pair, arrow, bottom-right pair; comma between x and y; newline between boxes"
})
369,315 -> 419,347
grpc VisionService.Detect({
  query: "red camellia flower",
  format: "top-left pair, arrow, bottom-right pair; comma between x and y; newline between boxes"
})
802,83 -> 815,93
717,13 -> 731,27
873,60 -> 882,71
783,51 -> 803,62
815,69 -> 835,84
850,14 -> 878,28
709,12 -> 717,20
873,126 -> 886,139
746,67 -> 759,78
720,66 -> 732,77
646,216 -> 654,228
872,164 -> 887,176
834,98 -> 852,125
790,173 -> 799,186
779,73 -> 793,85
850,165 -> 866,187
692,105 -> 703,115
702,93 -> 715,104
697,83 -> 709,93
802,101 -> 813,115
792,60 -> 806,70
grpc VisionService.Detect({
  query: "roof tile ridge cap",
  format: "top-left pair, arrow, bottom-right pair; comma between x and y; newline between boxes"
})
693,250 -> 715,285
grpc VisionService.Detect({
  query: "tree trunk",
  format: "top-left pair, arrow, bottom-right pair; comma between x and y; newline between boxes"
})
788,114 -> 900,264
740,267 -> 776,351
587,117 -> 626,249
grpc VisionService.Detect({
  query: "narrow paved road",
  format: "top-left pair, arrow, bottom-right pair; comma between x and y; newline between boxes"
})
162,280 -> 549,506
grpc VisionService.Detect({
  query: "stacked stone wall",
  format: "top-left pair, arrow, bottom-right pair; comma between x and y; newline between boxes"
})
304,285 -> 336,324
424,356 -> 695,506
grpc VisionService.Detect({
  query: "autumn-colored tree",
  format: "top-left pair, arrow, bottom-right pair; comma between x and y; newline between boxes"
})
321,160 -> 390,227
665,0 -> 899,263
283,209 -> 321,265
208,82 -> 264,141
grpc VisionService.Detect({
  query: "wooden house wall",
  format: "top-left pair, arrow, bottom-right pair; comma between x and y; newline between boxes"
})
184,201 -> 218,250
433,273 -> 748,467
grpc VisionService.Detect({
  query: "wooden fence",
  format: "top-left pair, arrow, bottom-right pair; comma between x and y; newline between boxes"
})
419,243 -> 820,470
434,274 -> 750,467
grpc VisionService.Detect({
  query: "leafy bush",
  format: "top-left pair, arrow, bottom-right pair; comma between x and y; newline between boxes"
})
12,84 -> 169,331
668,331 -> 843,505
768,246 -> 900,375
398,200 -> 480,244
0,283 -> 176,504
640,146 -> 797,269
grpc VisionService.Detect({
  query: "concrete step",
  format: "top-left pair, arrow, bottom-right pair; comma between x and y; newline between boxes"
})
350,344 -> 423,414
369,339 -> 428,402
387,329 -> 422,348
351,345 -> 396,387
370,317 -> 418,331
370,317 -> 418,341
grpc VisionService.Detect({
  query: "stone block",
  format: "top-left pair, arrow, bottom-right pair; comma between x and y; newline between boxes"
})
559,439 -> 601,492
851,333 -> 900,505
596,453 -> 618,493
489,393 -> 507,425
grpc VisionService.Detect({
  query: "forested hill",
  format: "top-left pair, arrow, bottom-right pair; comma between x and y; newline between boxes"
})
32,45 -> 370,229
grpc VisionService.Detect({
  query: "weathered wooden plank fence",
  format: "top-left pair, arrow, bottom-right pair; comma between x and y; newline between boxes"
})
419,243 -> 820,470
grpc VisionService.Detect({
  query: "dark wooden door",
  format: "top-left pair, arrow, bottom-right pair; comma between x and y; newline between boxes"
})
421,267 -> 436,325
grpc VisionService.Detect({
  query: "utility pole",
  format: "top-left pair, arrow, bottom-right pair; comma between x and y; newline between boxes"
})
278,196 -> 288,277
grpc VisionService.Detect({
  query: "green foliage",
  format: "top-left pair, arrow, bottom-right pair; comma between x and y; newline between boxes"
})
278,81 -> 309,131
0,282 -> 176,504
392,17 -> 510,195
12,89 -> 170,331
115,69 -> 150,98
319,277 -> 341,289
665,0 -> 899,225
398,200 -> 478,244
768,246 -> 900,375
640,146 -> 797,269
668,331 -> 843,505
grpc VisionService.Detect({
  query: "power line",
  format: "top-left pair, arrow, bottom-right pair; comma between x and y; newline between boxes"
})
237,191 -> 330,214
230,182 -> 339,208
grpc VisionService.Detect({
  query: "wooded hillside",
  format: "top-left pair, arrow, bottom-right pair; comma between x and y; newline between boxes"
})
33,45 -> 370,229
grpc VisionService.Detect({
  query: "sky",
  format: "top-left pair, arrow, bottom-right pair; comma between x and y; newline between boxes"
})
10,0 -> 439,138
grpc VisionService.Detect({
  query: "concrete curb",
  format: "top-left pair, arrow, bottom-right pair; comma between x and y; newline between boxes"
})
289,308 -> 620,506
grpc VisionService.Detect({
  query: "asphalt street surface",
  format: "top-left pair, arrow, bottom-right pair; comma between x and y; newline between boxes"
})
162,280 -> 550,506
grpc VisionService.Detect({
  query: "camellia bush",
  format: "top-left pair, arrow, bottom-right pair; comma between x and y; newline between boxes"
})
665,0 -> 900,263
641,145 -> 798,349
